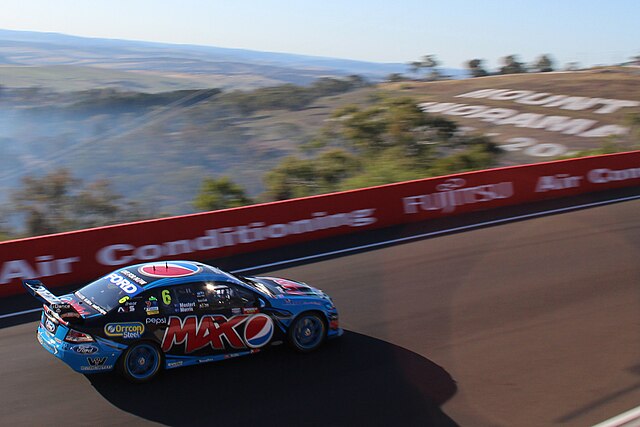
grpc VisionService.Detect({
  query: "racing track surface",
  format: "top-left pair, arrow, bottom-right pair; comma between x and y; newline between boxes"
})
0,195 -> 639,426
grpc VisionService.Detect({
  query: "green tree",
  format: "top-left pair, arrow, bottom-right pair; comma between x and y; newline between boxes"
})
407,55 -> 441,80
625,113 -> 640,147
564,62 -> 580,71
0,215 -> 14,241
263,96 -> 500,201
421,54 -> 441,81
11,168 -> 144,236
533,54 -> 554,72
263,150 -> 360,200
12,169 -> 78,235
467,59 -> 489,77
407,61 -> 423,77
386,73 -> 405,82
193,176 -> 252,211
500,55 -> 526,74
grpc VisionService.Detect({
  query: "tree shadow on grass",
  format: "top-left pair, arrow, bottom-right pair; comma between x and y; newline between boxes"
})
89,331 -> 458,427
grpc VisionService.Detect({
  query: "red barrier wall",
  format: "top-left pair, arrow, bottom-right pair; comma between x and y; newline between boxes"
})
1,151 -> 639,297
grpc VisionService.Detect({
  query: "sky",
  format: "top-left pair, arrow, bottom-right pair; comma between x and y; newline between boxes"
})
0,0 -> 638,70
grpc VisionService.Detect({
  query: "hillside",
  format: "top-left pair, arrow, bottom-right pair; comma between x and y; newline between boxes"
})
0,68 -> 638,233
383,68 -> 640,164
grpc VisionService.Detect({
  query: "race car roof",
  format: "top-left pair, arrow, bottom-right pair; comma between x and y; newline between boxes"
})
116,261 -> 242,289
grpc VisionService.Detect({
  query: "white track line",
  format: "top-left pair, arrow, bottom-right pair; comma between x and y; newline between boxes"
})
593,405 -> 640,427
2,193 -> 640,321
234,193 -> 640,273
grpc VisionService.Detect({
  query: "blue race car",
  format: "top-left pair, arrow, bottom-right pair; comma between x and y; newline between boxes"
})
23,261 -> 342,382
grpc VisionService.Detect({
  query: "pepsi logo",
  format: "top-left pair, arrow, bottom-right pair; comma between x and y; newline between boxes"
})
138,261 -> 202,278
243,314 -> 274,349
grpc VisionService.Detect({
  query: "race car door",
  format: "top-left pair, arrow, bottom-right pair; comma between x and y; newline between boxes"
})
157,281 -> 265,357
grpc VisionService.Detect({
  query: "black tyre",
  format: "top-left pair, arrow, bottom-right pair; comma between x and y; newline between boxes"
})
288,312 -> 326,353
119,342 -> 162,382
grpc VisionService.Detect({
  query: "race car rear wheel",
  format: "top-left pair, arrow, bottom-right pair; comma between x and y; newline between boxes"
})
119,342 -> 162,382
288,312 -> 326,353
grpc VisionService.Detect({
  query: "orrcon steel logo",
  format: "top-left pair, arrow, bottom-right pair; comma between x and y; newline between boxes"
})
104,322 -> 145,339
403,177 -> 514,214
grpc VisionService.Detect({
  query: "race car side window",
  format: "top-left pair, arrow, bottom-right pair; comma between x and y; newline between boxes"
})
200,281 -> 257,309
229,284 -> 257,307
201,281 -> 235,309
158,284 -> 199,315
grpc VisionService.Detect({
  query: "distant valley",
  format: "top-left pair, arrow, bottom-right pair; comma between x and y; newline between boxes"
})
0,29 -> 462,92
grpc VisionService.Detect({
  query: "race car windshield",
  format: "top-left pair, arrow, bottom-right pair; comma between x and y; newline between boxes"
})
233,275 -> 276,298
75,273 -> 145,312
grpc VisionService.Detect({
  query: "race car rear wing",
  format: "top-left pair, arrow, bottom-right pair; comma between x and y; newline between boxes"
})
22,280 -> 83,321
22,280 -> 62,305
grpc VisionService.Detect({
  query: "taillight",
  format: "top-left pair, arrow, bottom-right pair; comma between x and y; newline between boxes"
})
64,329 -> 94,343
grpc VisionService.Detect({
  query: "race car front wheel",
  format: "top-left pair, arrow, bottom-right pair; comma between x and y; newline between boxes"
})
119,342 -> 162,382
288,312 -> 326,353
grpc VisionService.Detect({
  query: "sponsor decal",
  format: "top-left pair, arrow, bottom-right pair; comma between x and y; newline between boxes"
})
242,307 -> 259,314
161,289 -> 172,305
60,311 -> 81,319
96,209 -> 377,266
231,308 -> 242,315
104,322 -> 145,339
175,302 -> 196,313
119,269 -> 148,285
224,352 -> 243,359
138,262 -> 201,278
0,256 -> 79,285
87,356 -> 107,366
271,278 -> 309,296
243,314 -> 274,348
145,296 -> 159,315
44,318 -> 56,333
123,301 -> 137,312
535,167 -> 640,193
146,317 -> 168,325
80,357 -> 113,371
59,295 -> 91,316
72,345 -> 99,355
72,292 -> 107,315
166,360 -> 183,368
588,167 -> 640,184
106,273 -> 142,295
282,299 -> 322,306
50,302 -> 72,312
161,314 -> 274,353
403,178 -> 514,214
80,364 -> 113,372
536,174 -> 583,192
